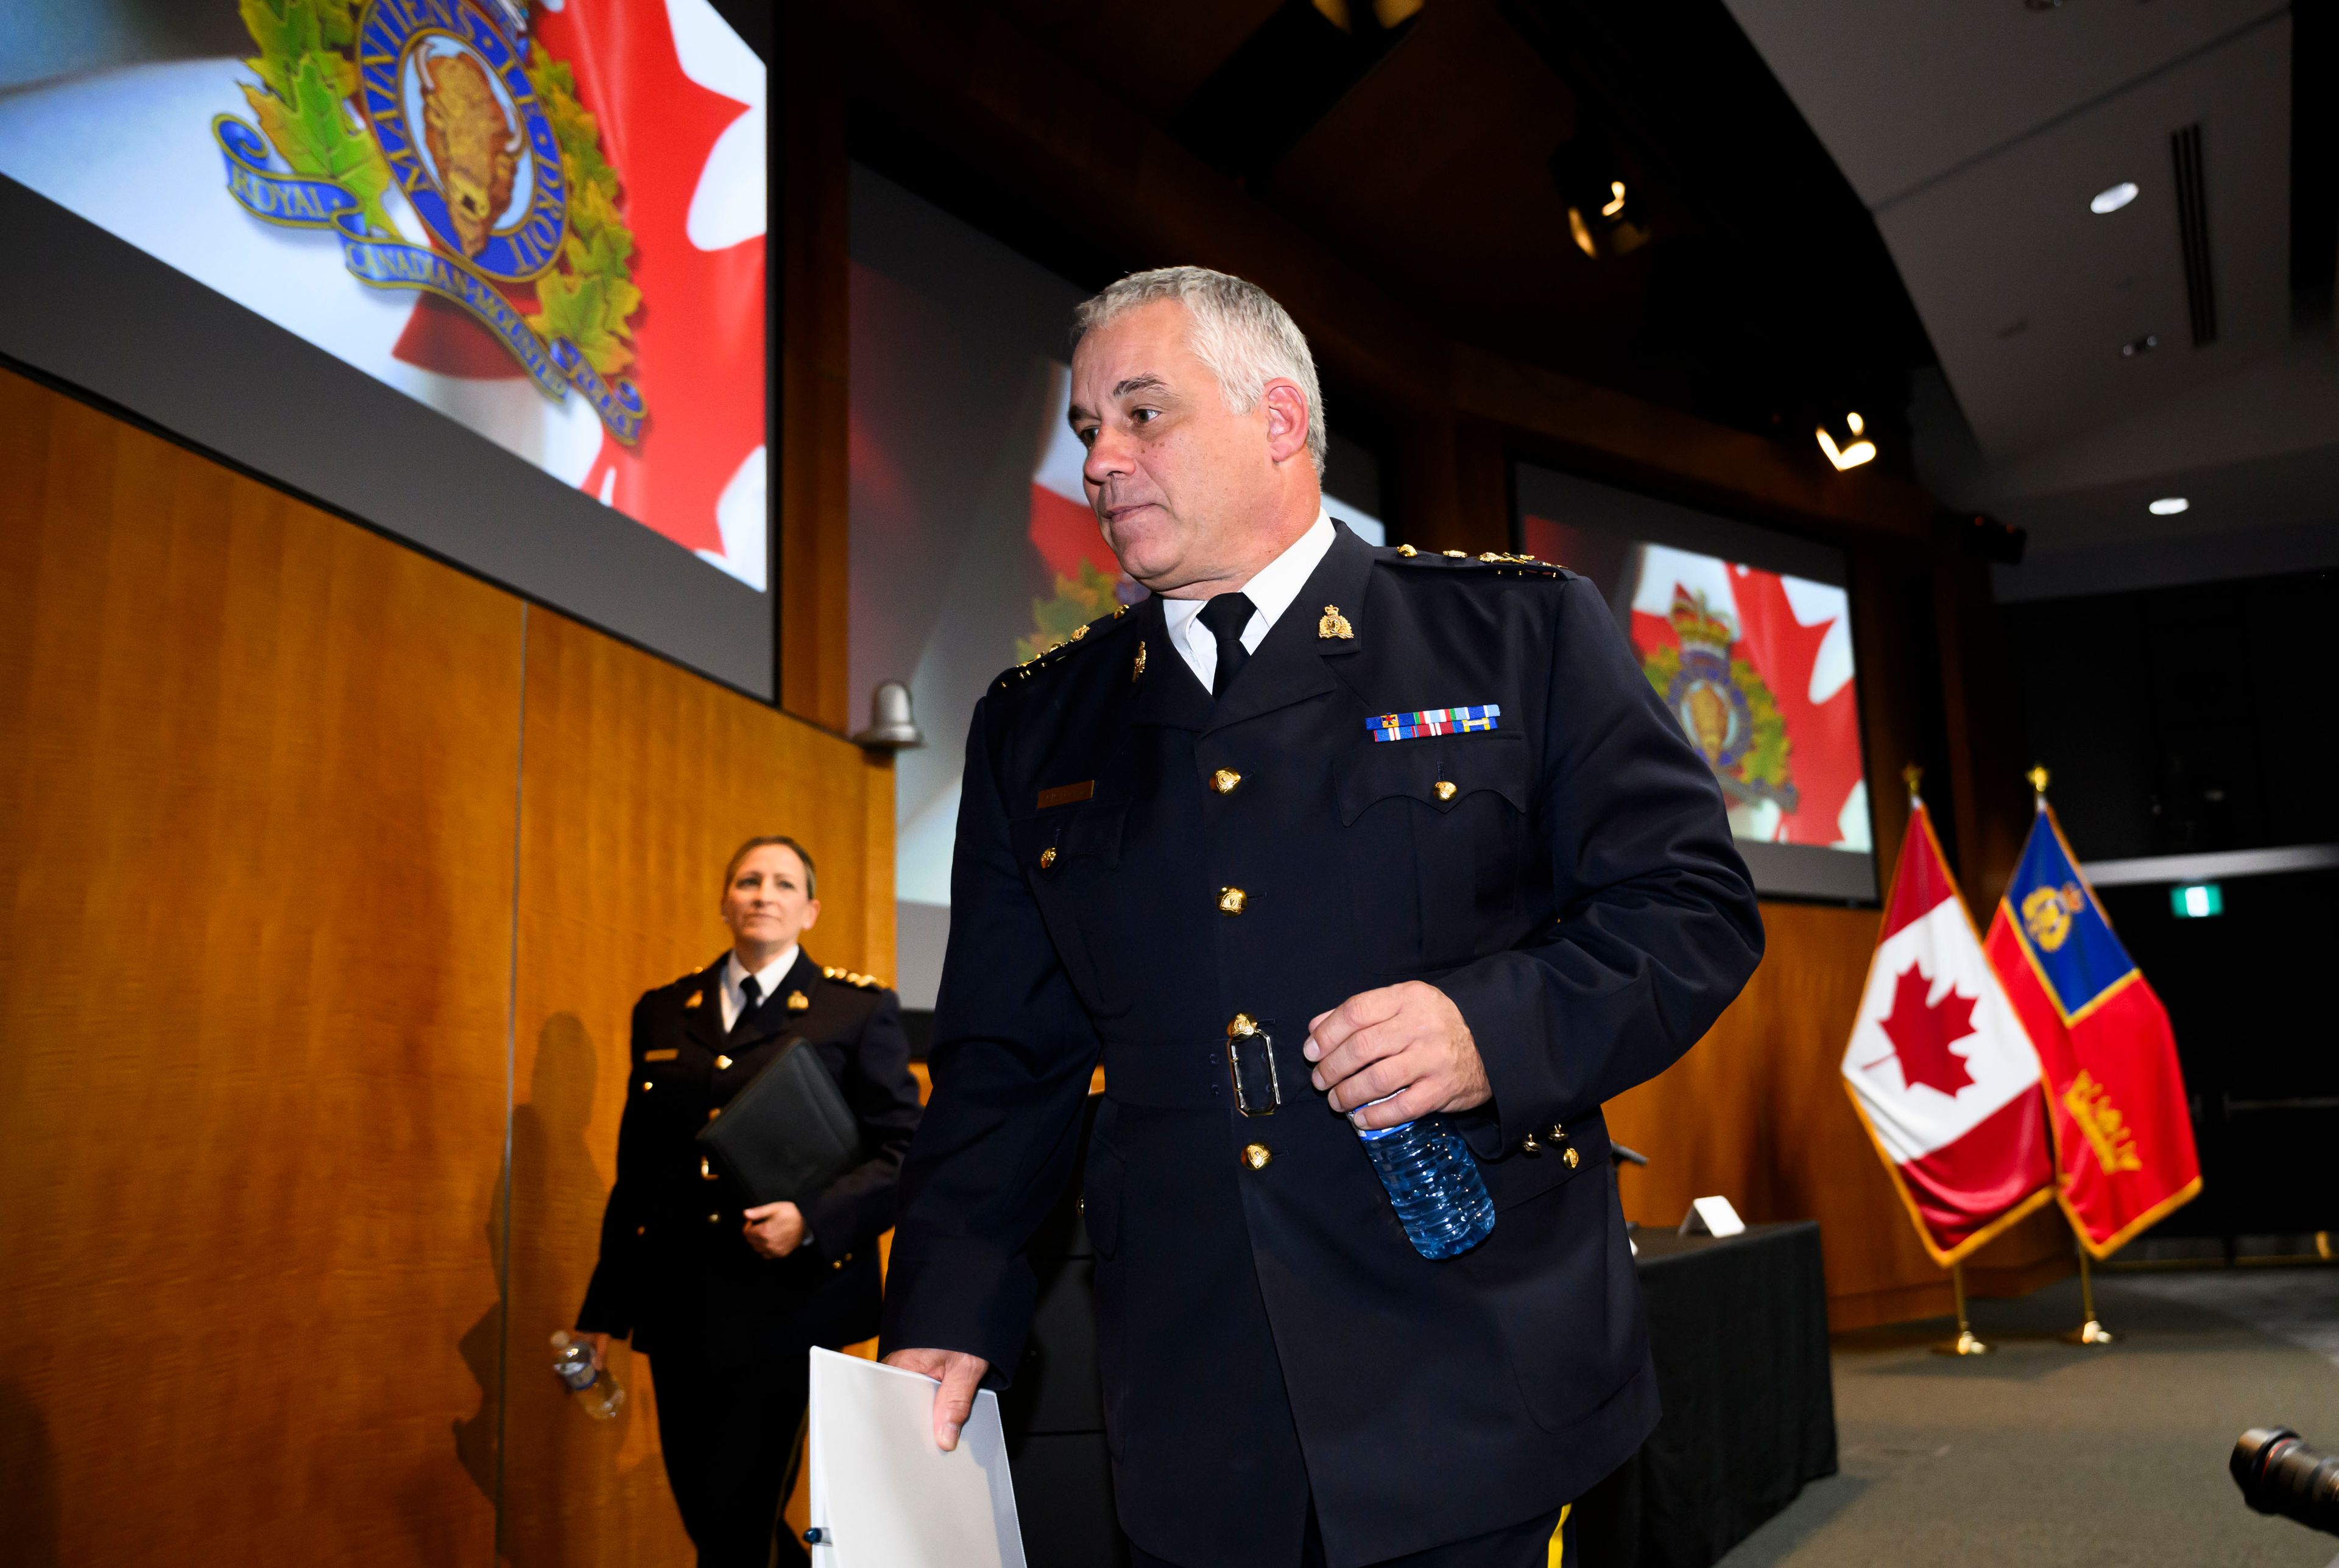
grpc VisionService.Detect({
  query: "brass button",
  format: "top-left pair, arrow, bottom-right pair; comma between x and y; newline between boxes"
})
700,1156 -> 718,1181
714,1053 -> 733,1070
1442,549 -> 1467,558
1397,543 -> 1418,557
707,1108 -> 721,1120
640,1080 -> 652,1092
1241,1142 -> 1272,1171
707,1212 -> 721,1224
1227,1013 -> 1259,1038
1218,886 -> 1248,915
635,1225 -> 646,1237
1039,846 -> 1059,870
1212,768 -> 1243,795
1433,780 -> 1457,801
1564,1146 -> 1581,1169
1522,1133 -> 1543,1156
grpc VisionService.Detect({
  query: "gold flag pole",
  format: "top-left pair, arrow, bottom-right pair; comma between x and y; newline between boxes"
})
2063,1240 -> 2115,1345
1934,1263 -> 1991,1356
2027,765 -> 2117,1348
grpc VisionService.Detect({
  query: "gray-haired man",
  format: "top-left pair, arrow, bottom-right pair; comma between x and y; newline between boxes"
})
881,267 -> 1762,1567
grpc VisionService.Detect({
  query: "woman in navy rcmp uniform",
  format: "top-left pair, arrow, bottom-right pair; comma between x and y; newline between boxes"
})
576,835 -> 922,1567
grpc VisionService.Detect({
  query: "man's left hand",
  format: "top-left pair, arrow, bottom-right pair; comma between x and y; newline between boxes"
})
1305,982 -> 1491,1129
743,1200 -> 807,1258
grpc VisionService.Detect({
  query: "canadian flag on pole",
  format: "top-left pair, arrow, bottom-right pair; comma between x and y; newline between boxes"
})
1841,790 -> 2057,1264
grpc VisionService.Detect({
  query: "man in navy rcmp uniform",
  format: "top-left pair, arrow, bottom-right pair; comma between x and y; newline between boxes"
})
578,836 -> 922,1567
881,269 -> 1763,1567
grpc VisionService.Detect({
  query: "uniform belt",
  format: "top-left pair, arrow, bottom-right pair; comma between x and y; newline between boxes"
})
1101,1032 -> 1303,1112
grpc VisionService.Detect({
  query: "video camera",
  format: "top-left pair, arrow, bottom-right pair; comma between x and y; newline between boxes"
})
2231,1428 -> 2339,1536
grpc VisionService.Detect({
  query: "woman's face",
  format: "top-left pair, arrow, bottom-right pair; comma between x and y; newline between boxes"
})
721,844 -> 820,952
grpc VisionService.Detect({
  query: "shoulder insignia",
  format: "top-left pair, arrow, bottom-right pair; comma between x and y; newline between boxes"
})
994,606 -> 1129,692
1381,547 -> 1568,578
821,965 -> 887,991
682,989 -> 703,1009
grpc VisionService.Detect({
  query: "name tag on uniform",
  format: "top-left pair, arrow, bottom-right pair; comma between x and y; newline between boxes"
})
1037,779 -> 1096,809
643,1049 -> 679,1062
1367,704 -> 1500,742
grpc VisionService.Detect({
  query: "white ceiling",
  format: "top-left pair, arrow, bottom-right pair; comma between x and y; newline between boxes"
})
1724,0 -> 2336,586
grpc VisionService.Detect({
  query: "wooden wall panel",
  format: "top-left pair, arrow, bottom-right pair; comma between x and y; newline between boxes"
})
500,606 -> 895,1566
0,367 -> 522,1565
1604,901 -> 2072,1332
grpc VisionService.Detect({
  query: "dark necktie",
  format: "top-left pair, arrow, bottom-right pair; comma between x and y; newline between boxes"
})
733,973 -> 763,1035
1196,592 -> 1255,700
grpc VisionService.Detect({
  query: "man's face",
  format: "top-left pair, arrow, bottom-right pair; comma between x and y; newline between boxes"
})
1068,298 -> 1283,593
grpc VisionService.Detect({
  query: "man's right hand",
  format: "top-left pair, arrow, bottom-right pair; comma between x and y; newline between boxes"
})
881,1348 -> 991,1451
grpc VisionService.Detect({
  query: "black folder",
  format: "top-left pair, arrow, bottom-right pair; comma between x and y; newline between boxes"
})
694,1036 -> 861,1208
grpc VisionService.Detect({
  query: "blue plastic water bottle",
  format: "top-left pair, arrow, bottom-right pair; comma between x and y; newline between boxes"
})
1357,1115 -> 1496,1258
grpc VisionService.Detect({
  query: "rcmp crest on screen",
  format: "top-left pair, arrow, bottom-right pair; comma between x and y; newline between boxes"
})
1640,587 -> 1796,816
211,0 -> 645,444
358,0 -> 566,279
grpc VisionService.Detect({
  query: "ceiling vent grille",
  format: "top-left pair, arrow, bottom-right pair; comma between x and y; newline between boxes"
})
2170,123 -> 2217,347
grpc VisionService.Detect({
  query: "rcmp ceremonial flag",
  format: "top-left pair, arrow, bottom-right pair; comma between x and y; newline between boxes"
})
1984,793 -> 2201,1256
1842,792 -> 2056,1264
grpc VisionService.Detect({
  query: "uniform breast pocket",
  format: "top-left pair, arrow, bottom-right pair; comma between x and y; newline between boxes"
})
1336,731 -> 1533,972
1009,803 -> 1132,1016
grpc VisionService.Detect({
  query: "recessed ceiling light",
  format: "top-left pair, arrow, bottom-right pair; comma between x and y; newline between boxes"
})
2090,181 -> 2139,214
2121,333 -> 2160,357
2148,497 -> 2189,515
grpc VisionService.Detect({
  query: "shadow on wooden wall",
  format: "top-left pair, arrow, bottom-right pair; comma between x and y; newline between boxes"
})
0,365 -> 892,1565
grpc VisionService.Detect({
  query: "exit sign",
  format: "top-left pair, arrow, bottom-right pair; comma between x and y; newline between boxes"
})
2170,883 -> 2224,918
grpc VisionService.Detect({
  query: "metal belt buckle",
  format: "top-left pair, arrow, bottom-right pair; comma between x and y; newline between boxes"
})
1226,1013 -> 1282,1117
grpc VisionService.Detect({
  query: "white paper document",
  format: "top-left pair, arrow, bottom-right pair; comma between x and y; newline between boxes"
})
806,1348 -> 1028,1568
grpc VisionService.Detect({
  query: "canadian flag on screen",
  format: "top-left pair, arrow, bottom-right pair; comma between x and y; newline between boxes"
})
1841,790 -> 2056,1265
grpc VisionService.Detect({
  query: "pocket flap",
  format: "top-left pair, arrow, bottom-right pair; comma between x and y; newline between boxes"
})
1336,730 -> 1531,824
1009,803 -> 1126,867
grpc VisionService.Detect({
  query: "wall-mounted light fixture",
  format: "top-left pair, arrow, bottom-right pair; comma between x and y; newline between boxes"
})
2148,496 -> 2189,515
1816,410 -> 1877,471
1552,135 -> 1647,259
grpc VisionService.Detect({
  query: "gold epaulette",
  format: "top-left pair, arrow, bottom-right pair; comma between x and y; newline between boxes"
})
994,605 -> 1131,692
1388,543 -> 1567,577
822,965 -> 886,991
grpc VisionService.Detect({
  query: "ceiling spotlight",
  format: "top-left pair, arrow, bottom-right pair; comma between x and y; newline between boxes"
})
1817,413 -> 1877,471
2148,496 -> 2190,515
2090,181 -> 2139,214
2121,333 -> 2160,357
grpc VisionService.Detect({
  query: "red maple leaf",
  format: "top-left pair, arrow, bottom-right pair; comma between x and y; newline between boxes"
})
1874,962 -> 1978,1097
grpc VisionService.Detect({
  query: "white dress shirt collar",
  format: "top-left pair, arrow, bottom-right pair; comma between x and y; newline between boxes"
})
1162,508 -> 1337,692
721,943 -> 800,1031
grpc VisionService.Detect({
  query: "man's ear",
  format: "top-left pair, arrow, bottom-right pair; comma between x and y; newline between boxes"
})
1260,380 -> 1311,466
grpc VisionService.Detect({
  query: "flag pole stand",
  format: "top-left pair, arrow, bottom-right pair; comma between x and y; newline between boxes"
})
1933,1264 -> 1991,1355
2061,1242 -> 2115,1346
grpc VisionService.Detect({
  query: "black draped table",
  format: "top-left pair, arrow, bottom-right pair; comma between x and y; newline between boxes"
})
1569,1222 -> 1838,1566
1001,1125 -> 1836,1568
